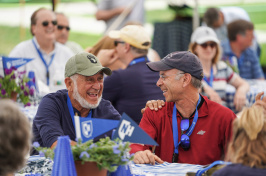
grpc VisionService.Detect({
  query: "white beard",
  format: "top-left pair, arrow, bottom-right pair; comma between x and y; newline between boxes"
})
73,82 -> 101,109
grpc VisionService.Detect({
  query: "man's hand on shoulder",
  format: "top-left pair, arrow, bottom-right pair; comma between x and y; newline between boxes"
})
97,49 -> 118,67
141,100 -> 165,114
133,150 -> 164,165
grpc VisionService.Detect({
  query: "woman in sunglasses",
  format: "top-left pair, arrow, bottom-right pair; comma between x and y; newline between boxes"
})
189,26 -> 249,112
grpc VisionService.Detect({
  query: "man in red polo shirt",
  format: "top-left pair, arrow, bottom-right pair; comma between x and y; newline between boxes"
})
130,51 -> 236,165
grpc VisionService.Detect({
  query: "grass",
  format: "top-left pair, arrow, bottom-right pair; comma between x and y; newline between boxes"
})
260,43 -> 266,66
1,2 -> 266,66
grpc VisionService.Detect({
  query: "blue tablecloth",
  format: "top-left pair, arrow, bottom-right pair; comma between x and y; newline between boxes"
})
226,80 -> 266,112
131,162 -> 203,176
18,156 -> 204,176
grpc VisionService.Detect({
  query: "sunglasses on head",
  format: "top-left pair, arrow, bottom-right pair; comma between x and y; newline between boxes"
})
200,42 -> 216,49
114,41 -> 125,46
57,25 -> 70,31
180,118 -> 190,150
42,20 -> 57,27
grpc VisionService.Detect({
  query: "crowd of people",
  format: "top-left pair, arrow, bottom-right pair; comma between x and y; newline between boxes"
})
1,2 -> 266,175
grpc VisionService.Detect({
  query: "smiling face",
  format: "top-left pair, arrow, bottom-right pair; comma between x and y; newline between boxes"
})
194,41 -> 217,62
31,9 -> 56,42
74,72 -> 103,108
55,14 -> 69,44
156,69 -> 184,102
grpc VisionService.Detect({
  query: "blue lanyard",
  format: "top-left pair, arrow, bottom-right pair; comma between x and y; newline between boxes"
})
67,93 -> 92,130
128,56 -> 148,66
172,95 -> 201,155
32,39 -> 55,85
196,160 -> 231,176
203,67 -> 213,87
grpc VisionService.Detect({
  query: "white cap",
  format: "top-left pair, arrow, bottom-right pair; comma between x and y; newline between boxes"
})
191,26 -> 220,44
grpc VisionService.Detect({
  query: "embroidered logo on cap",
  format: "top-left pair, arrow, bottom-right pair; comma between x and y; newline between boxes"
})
87,55 -> 97,64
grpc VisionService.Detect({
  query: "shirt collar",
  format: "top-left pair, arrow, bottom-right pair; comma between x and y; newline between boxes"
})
221,39 -> 233,55
32,36 -> 56,56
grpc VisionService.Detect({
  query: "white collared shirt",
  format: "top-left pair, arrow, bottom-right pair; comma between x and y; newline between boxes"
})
9,37 -> 74,93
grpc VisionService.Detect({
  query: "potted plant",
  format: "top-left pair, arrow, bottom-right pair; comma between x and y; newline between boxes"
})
34,137 -> 133,176
0,67 -> 34,106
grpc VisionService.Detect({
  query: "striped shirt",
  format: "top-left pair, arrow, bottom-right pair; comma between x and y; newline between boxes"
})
202,61 -> 236,103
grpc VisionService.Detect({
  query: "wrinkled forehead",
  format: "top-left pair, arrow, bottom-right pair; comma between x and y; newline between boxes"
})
80,71 -> 104,79
36,9 -> 56,22
159,69 -> 179,75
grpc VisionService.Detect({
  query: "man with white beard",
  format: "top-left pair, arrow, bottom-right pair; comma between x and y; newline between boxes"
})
32,52 -> 121,150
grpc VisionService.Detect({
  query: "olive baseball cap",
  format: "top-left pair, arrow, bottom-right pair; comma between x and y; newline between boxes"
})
146,51 -> 204,80
65,52 -> 112,78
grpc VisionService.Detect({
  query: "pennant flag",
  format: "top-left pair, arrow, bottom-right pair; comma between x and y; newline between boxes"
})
113,113 -> 158,146
52,136 -> 77,176
2,56 -> 33,69
74,117 -> 119,143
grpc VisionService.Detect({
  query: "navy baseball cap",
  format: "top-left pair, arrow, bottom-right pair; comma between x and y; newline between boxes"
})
146,51 -> 204,80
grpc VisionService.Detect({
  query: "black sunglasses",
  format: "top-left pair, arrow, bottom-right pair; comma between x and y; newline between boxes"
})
42,20 -> 57,27
114,41 -> 125,46
57,25 -> 70,31
200,42 -> 217,49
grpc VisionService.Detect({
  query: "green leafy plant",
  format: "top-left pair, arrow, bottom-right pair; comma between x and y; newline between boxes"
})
0,67 -> 34,106
34,137 -> 133,172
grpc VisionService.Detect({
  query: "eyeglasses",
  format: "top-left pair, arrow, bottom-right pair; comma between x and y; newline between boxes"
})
180,118 -> 190,150
42,20 -> 57,27
159,73 -> 185,81
200,42 -> 217,49
114,41 -> 125,46
57,25 -> 70,31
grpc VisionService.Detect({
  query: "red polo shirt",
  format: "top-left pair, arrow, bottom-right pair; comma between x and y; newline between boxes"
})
130,95 -> 236,165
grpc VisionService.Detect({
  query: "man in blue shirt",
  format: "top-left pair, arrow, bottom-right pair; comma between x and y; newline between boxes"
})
32,52 -> 121,150
103,25 -> 164,124
221,19 -> 264,80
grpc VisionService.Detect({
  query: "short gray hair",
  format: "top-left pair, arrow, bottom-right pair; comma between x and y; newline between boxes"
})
191,76 -> 202,89
70,74 -> 79,82
175,71 -> 202,89
175,70 -> 185,80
